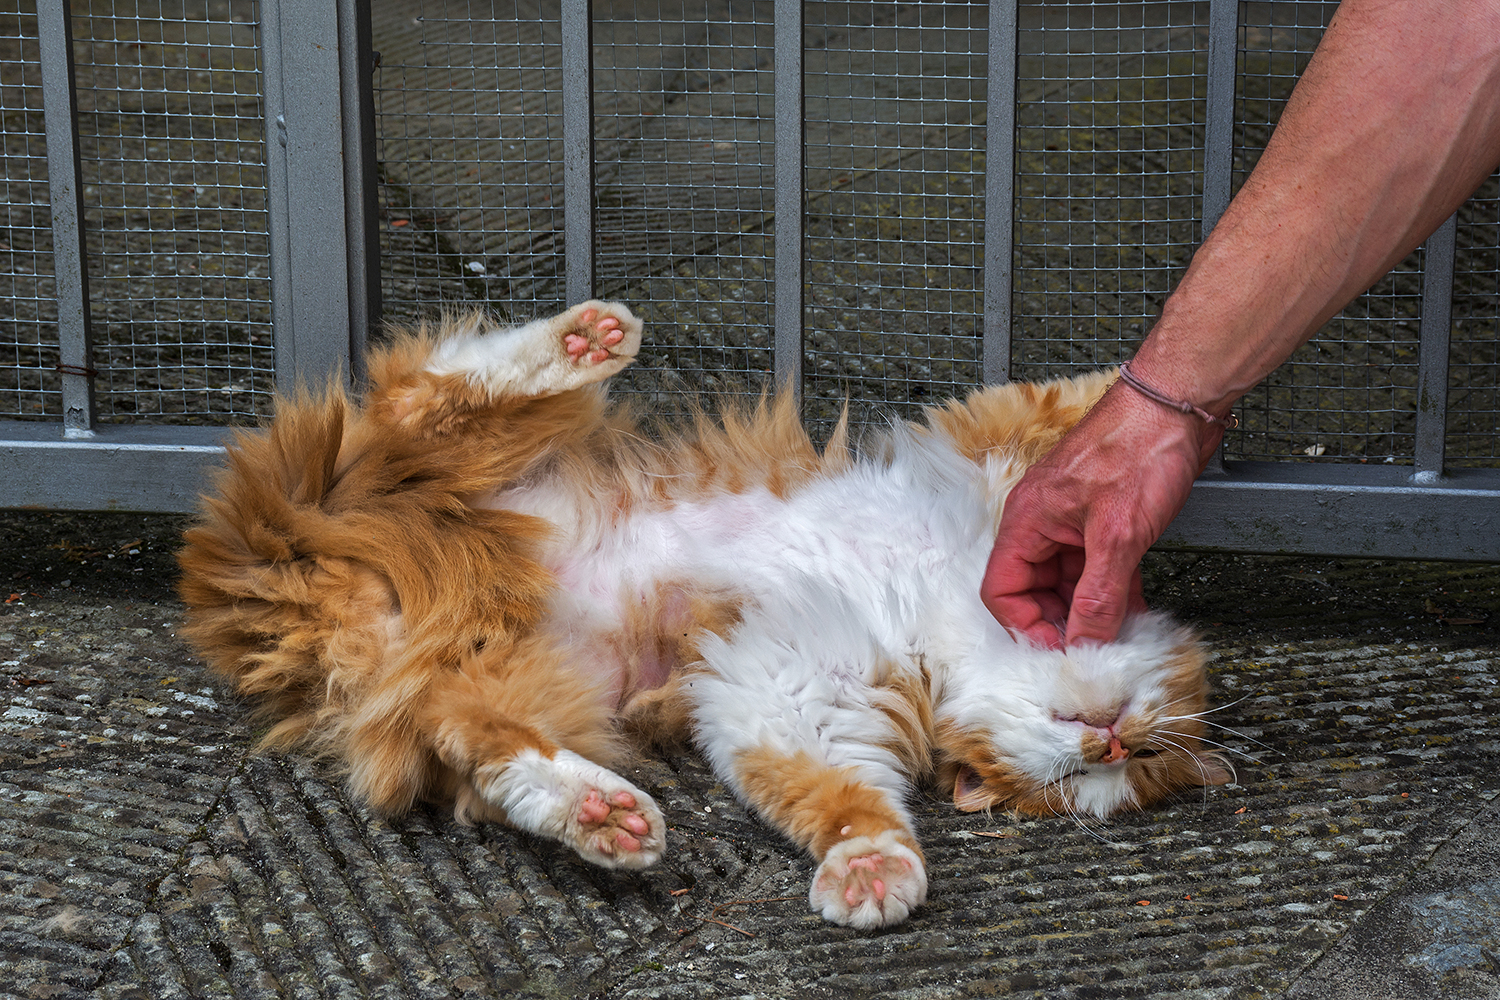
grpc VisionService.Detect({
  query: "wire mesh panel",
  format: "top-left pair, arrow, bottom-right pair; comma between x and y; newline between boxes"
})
6,0 -> 1496,528
1226,0 -> 1416,463
1450,173 -> 1500,467
1011,1 -> 1209,382
0,4 -> 56,421
1218,1 -> 1500,467
589,0 -> 777,404
374,0 -> 566,324
70,0 -> 272,425
798,2 -> 988,432
374,1 -> 780,410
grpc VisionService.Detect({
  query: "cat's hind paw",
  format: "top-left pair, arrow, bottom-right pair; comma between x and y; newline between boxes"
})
555,300 -> 642,380
810,831 -> 927,929
479,748 -> 665,871
569,784 -> 665,870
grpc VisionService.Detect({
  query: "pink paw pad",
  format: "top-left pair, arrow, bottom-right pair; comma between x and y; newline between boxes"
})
844,855 -> 887,904
563,309 -> 628,365
577,788 -> 653,858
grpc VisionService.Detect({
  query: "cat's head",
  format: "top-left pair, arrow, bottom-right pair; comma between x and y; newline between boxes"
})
934,612 -> 1231,819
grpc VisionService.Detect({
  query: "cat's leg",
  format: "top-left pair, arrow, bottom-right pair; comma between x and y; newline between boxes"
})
736,747 -> 928,929
424,300 -> 644,400
688,620 -> 929,928
419,643 -> 666,870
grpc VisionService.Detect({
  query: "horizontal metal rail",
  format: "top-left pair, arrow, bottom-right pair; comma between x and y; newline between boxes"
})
2,0 -> 1496,571
1163,462 -> 1500,562
0,423 -> 231,512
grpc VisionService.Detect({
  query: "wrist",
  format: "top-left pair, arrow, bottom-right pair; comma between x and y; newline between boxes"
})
1116,361 -> 1238,429
1076,375 -> 1230,475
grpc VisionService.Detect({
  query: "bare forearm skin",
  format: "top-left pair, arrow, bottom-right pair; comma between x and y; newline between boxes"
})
1130,0 -> 1500,413
982,0 -> 1500,647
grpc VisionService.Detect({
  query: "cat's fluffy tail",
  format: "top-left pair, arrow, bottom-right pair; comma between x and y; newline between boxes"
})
176,320 -> 594,811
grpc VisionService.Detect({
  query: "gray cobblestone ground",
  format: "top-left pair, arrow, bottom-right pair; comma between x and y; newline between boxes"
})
3,510 -> 1499,999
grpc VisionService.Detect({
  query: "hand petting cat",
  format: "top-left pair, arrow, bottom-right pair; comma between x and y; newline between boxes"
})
980,381 -> 1221,649
982,0 -> 1500,647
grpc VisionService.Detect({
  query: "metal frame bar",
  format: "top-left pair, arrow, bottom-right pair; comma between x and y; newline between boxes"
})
37,0 -> 94,438
1413,213 -> 1457,482
1194,0 -> 1241,478
773,0 -> 804,397
1163,462 -> 1500,561
0,422 -> 231,512
981,0 -> 1018,385
1201,0 -> 1240,237
340,0 -> 381,382
562,0 -> 596,305
261,0 -> 358,392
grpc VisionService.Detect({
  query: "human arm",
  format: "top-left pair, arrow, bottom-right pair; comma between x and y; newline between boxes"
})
982,0 -> 1500,649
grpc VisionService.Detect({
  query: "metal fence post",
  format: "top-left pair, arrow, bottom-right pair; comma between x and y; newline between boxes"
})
37,0 -> 95,437
1413,213 -> 1457,483
562,0 -> 596,306
773,0 -> 804,399
1201,0 -> 1239,238
1196,0 -> 1241,476
340,0 -> 380,381
981,0 -> 1017,385
260,0 -> 367,392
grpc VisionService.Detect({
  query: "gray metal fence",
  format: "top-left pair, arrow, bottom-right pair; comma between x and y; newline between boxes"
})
3,1 -> 1497,561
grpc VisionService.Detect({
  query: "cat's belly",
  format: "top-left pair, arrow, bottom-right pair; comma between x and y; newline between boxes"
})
542,476 -> 991,680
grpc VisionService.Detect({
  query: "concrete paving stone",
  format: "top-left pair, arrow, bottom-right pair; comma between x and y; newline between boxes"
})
4,511 -> 1500,998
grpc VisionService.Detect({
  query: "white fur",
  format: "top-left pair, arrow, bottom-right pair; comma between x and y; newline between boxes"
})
812,832 -> 927,929
690,590 -> 920,812
478,747 -> 665,869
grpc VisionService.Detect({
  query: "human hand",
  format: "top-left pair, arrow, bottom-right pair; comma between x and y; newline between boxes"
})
980,381 -> 1225,649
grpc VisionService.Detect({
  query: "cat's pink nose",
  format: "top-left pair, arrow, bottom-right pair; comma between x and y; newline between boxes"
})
1100,736 -> 1130,765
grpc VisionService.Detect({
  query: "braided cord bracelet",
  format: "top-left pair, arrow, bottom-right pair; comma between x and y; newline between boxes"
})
1116,361 -> 1239,430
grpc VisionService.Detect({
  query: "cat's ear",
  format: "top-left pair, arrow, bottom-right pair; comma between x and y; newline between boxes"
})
952,764 -> 995,813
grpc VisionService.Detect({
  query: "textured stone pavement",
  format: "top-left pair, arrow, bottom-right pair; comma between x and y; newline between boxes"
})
3,509 -> 1500,1000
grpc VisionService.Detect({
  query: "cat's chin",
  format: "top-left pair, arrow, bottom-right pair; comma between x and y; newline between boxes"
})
1066,770 -> 1141,818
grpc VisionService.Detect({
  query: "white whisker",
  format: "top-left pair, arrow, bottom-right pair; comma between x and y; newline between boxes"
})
1156,727 -> 1265,764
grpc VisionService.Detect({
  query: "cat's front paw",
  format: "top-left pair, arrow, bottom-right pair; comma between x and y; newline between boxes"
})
810,831 -> 927,928
556,300 -> 642,379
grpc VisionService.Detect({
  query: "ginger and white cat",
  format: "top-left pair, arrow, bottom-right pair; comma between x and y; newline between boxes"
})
178,301 -> 1229,929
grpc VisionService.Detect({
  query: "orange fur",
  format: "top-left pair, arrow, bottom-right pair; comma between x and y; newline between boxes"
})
923,369 -> 1115,469
734,746 -> 923,862
178,311 -> 850,822
179,302 -> 1214,912
936,724 -> 1072,816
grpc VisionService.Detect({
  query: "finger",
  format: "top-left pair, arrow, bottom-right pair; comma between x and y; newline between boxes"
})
980,531 -> 1061,613
1126,566 -> 1147,614
1055,548 -> 1087,608
981,544 -> 1069,649
1063,545 -> 1142,647
1016,617 -> 1067,650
